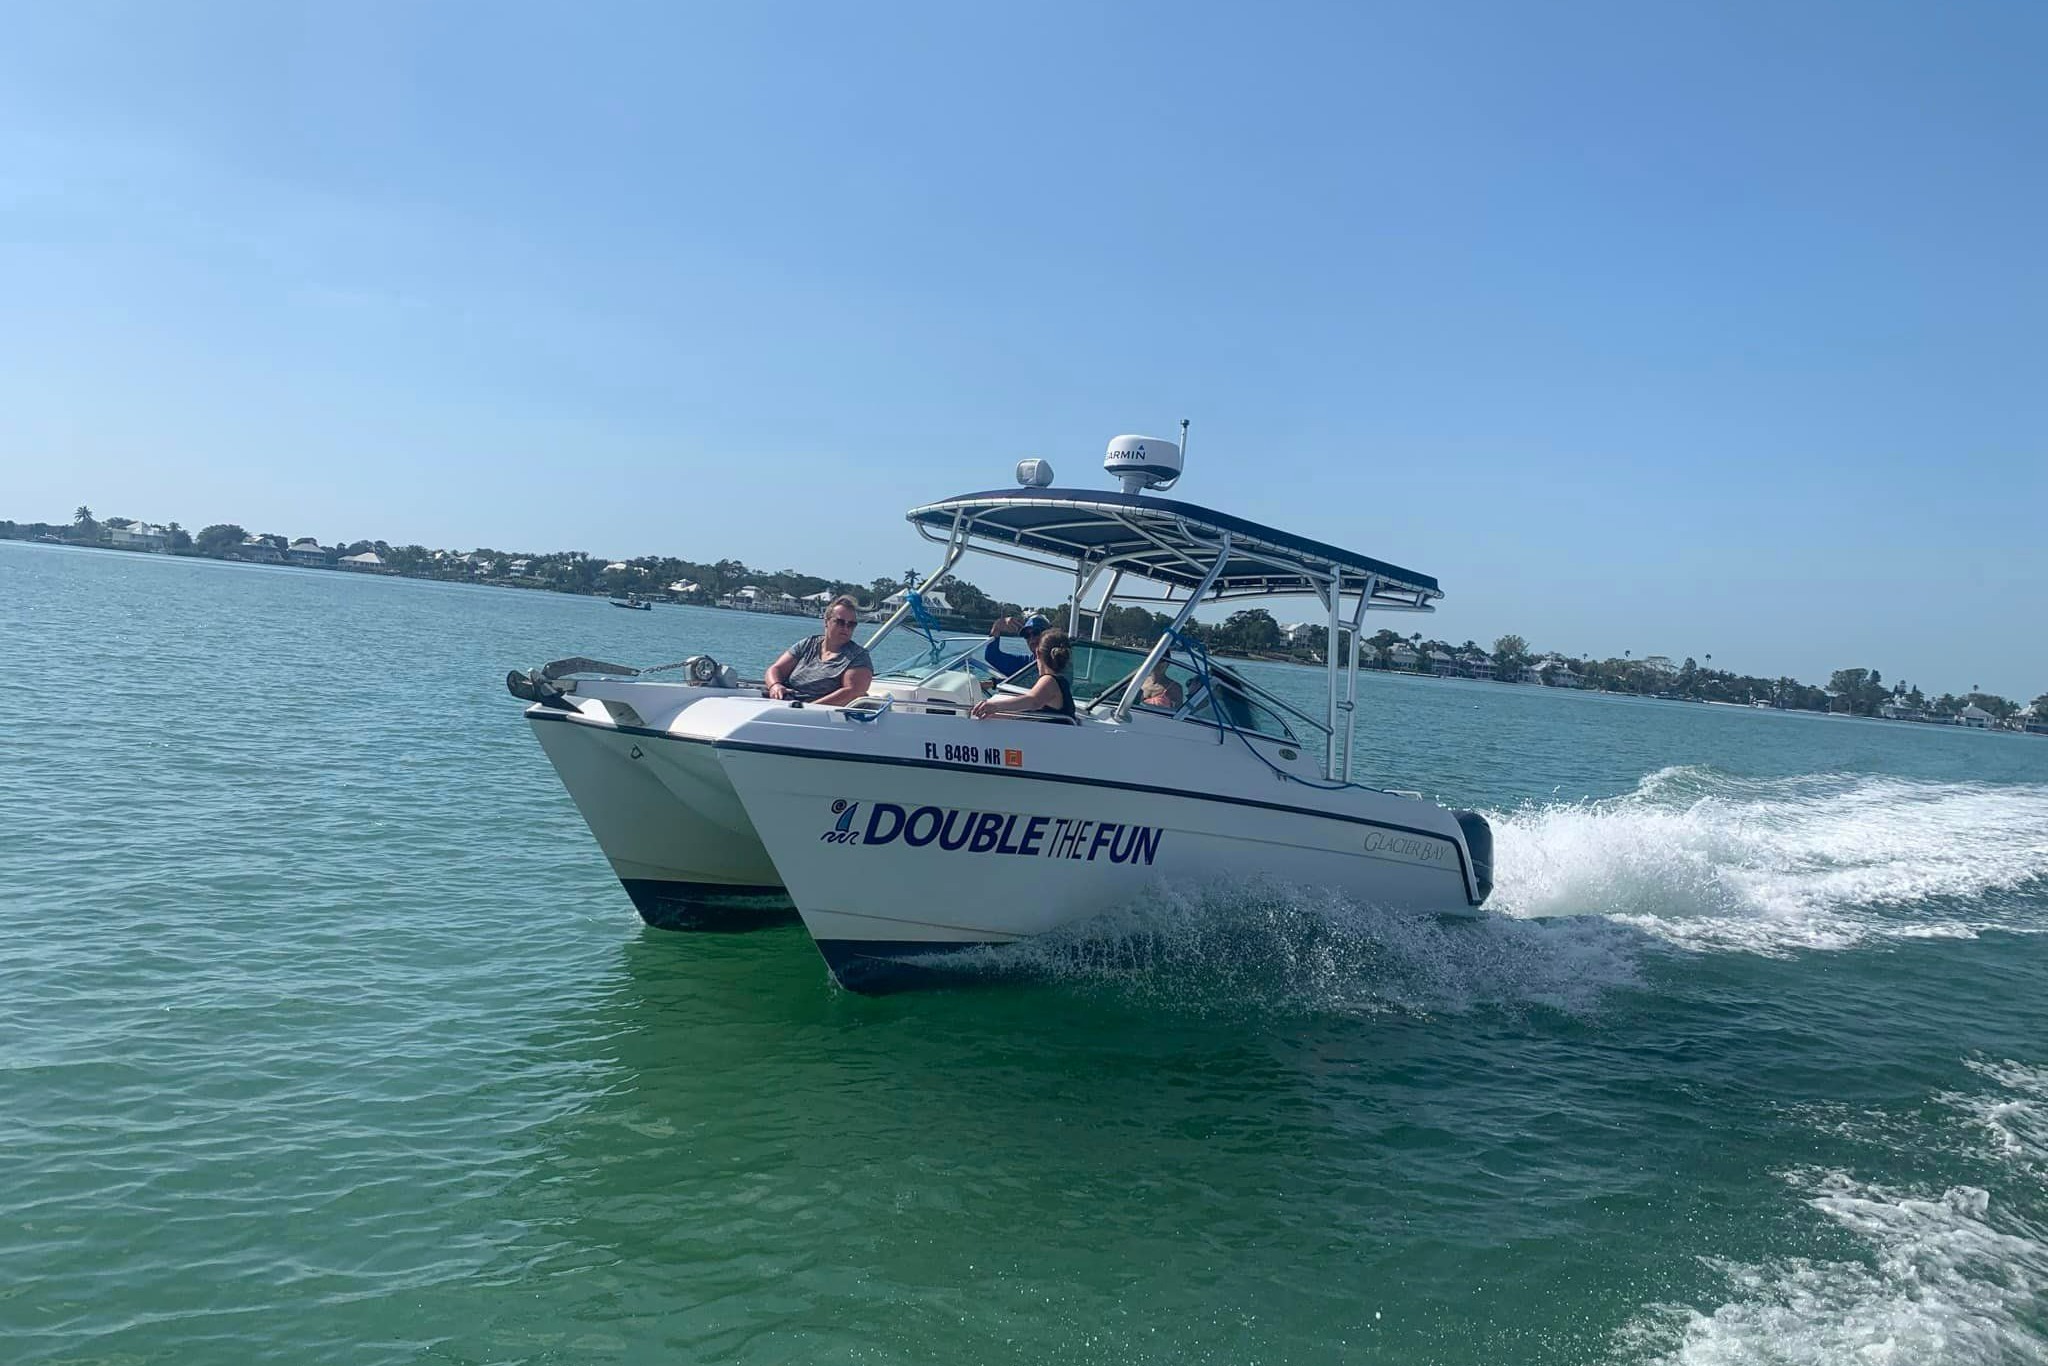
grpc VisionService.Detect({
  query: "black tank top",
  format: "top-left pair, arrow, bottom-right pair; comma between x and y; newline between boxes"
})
1041,675 -> 1076,720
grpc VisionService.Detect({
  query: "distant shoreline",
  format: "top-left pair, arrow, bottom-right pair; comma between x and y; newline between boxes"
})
8,525 -> 2043,734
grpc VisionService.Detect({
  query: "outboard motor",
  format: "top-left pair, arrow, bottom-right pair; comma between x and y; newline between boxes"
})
1451,810 -> 1494,906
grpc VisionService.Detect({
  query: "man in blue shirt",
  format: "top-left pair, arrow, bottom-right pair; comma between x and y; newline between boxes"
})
982,613 -> 1050,678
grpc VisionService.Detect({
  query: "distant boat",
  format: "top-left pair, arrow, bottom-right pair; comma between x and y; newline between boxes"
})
609,595 -> 653,611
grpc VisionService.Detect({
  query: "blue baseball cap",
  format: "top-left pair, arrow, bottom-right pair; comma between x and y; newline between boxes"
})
1021,613 -> 1052,635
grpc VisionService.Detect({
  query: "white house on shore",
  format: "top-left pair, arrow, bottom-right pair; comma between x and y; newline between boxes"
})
1956,703 -> 1994,728
1388,641 -> 1420,670
287,538 -> 327,567
237,536 -> 284,564
1524,657 -> 1582,688
106,522 -> 169,552
882,588 -> 954,616
340,551 -> 385,571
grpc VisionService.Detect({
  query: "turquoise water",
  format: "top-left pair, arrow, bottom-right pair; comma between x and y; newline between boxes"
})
6,538 -> 2046,1364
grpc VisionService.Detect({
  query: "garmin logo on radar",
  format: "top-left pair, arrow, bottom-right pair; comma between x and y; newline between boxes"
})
1103,433 -> 1183,493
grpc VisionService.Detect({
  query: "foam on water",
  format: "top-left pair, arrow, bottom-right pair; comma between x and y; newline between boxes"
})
1945,1058 -> 2048,1168
1617,1170 -> 2048,1365
910,766 -> 2048,1010
1488,766 -> 2048,955
1615,1056 -> 2048,1365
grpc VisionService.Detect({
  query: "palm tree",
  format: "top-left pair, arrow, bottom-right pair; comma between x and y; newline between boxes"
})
74,505 -> 93,524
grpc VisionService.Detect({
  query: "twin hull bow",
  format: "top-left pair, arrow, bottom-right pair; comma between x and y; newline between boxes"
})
529,688 -> 1487,993
525,686 -> 791,929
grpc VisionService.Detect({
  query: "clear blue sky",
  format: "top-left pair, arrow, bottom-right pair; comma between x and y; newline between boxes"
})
3,2 -> 2042,698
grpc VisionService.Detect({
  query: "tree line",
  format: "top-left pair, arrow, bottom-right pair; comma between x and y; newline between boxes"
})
11,506 -> 2043,724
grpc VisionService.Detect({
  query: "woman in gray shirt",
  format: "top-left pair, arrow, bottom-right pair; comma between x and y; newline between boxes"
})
764,596 -> 875,705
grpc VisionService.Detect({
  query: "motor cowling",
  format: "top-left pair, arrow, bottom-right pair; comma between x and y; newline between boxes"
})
1452,810 -> 1494,906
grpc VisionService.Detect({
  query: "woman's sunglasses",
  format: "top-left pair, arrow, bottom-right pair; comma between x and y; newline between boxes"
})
829,616 -> 858,627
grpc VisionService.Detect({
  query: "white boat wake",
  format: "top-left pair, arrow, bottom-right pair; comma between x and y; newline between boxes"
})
1486,766 -> 2048,955
1615,1057 -> 2048,1366
921,877 -> 1644,1018
948,766 -> 2048,1014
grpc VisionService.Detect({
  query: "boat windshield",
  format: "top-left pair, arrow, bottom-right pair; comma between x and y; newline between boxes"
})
870,634 -> 1010,687
877,636 -> 1150,700
1088,650 -> 1316,746
869,628 -> 1317,746
1062,641 -> 1153,704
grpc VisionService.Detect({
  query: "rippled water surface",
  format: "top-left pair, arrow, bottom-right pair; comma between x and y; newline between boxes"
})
6,540 -> 2047,1364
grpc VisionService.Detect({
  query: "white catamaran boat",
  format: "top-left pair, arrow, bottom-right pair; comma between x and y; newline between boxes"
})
513,431 -> 1494,990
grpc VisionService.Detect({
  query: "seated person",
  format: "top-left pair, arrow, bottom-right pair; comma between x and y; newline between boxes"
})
982,613 -> 1051,678
1139,662 -> 1184,711
764,596 -> 874,705
971,629 -> 1075,722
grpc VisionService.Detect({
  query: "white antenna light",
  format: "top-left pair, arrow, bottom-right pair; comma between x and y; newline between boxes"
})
1015,458 -> 1055,488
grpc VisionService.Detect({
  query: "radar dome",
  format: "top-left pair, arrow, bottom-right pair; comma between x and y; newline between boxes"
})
1104,434 -> 1182,494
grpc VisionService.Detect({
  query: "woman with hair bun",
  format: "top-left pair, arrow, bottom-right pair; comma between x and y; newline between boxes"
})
970,627 -> 1076,722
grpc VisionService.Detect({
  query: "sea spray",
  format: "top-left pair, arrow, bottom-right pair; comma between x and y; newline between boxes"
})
912,876 -> 1646,1018
1485,766 -> 2048,954
1614,1169 -> 2048,1366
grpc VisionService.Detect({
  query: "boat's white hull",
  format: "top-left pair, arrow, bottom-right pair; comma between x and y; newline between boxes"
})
684,701 -> 1487,991
526,687 -> 794,929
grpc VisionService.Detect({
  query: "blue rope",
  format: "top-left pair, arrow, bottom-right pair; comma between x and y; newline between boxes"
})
903,588 -> 946,654
1165,627 -> 1228,744
1162,627 -> 1355,791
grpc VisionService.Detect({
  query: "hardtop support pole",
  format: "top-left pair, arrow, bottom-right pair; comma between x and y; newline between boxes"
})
1113,535 -> 1230,724
1341,576 -> 1375,783
1321,575 -> 1342,779
1067,561 -> 1088,635
1092,569 -> 1123,641
864,515 -> 967,653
